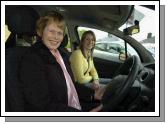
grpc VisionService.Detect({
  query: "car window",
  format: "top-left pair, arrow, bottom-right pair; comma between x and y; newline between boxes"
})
5,25 -> 11,42
95,43 -> 107,51
77,27 -> 139,62
107,43 -> 123,54
119,6 -> 155,59
64,27 -> 72,52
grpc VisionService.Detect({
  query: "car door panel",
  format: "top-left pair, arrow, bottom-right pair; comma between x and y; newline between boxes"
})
93,57 -> 122,78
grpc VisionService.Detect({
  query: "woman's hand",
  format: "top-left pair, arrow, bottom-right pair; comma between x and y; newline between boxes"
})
92,83 -> 100,90
94,85 -> 106,100
92,80 -> 100,90
89,104 -> 103,112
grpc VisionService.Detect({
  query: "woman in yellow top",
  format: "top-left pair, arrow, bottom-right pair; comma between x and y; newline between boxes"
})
70,30 -> 100,90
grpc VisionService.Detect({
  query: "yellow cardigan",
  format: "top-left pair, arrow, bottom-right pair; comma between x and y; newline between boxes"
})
69,49 -> 99,84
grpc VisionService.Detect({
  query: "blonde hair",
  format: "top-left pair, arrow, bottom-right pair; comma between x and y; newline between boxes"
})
80,30 -> 96,59
36,11 -> 66,37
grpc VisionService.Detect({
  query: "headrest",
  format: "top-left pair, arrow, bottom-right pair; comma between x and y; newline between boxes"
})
6,6 -> 39,36
60,34 -> 68,48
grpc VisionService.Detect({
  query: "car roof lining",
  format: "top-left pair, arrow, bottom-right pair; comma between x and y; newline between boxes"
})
30,5 -> 133,31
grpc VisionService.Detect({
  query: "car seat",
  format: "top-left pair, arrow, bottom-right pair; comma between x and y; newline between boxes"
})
5,5 -> 39,112
60,34 -> 72,59
5,5 -> 39,48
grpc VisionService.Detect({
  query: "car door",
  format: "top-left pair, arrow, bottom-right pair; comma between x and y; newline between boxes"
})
93,42 -> 123,78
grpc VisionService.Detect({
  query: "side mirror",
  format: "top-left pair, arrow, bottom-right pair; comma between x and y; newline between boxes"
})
119,53 -> 131,61
119,53 -> 126,61
123,20 -> 140,35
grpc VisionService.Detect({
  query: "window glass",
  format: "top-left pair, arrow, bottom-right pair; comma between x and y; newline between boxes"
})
77,27 -> 139,62
5,25 -> 11,42
119,6 -> 155,58
64,27 -> 72,52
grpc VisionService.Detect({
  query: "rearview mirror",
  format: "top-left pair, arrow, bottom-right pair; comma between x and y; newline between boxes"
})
123,20 -> 140,35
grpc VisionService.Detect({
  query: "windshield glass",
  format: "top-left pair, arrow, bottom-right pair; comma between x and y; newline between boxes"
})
119,5 -> 155,58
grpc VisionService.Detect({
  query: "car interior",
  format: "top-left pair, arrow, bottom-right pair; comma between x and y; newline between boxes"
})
5,5 -> 155,112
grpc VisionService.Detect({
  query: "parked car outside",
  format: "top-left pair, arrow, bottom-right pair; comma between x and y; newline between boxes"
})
93,41 -> 131,62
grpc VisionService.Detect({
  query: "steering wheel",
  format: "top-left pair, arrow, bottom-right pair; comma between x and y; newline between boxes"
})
101,55 -> 141,111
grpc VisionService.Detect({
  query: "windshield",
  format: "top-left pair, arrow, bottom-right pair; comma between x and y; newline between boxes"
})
119,5 -> 155,58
